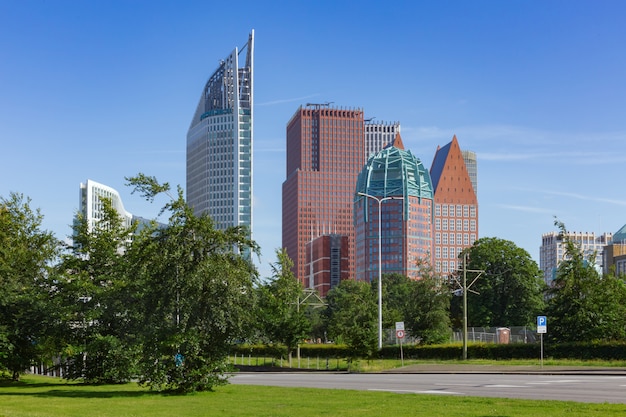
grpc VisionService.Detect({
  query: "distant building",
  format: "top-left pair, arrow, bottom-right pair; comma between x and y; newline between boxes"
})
540,230 -> 612,285
282,104 -> 366,286
461,150 -> 478,196
186,31 -> 254,235
304,233 -> 350,297
354,133 -> 434,281
604,224 -> 626,275
365,121 -> 400,159
78,179 -> 133,233
429,136 -> 479,275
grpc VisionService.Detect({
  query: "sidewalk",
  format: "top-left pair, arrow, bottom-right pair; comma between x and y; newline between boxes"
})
384,363 -> 626,375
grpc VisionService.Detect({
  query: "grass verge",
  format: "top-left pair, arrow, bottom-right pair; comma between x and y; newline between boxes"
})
0,375 -> 624,417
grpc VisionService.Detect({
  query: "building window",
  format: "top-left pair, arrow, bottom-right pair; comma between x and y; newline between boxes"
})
442,205 -> 448,217
449,205 -> 455,217
442,233 -> 448,245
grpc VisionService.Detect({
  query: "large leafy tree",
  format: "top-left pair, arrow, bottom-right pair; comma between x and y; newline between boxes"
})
257,249 -> 310,364
126,174 -> 259,393
325,280 -> 377,360
546,221 -> 626,342
373,273 -> 412,331
452,237 -> 546,328
0,193 -> 59,381
55,197 -> 137,383
404,264 -> 452,345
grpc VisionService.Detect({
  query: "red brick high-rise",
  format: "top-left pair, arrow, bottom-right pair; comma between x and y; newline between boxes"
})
429,135 -> 479,275
282,104 -> 365,288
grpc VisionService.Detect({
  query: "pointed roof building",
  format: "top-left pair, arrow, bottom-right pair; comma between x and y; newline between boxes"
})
429,135 -> 479,275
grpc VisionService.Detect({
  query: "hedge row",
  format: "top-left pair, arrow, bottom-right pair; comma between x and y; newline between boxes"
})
232,341 -> 626,361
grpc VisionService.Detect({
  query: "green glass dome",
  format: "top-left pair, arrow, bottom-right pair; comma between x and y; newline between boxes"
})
355,144 -> 433,202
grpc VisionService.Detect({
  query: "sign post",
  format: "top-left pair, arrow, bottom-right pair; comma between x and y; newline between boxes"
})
537,316 -> 547,368
395,322 -> 405,366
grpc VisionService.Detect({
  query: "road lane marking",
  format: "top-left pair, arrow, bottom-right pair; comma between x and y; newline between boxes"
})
369,389 -> 462,395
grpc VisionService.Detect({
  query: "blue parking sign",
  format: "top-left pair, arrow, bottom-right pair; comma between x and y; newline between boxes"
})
537,316 -> 547,333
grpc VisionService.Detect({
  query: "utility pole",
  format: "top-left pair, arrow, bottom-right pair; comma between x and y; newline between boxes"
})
454,252 -> 484,360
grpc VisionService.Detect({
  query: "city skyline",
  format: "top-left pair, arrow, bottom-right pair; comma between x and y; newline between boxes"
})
2,2 -> 626,279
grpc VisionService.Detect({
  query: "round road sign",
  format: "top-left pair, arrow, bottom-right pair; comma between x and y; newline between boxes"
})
396,330 -> 405,339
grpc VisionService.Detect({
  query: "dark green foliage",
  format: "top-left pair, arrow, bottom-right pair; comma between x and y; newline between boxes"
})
325,280 -> 378,360
0,193 -> 59,381
256,249 -> 310,362
55,197 -> 138,383
453,237 -> 546,328
235,340 -> 626,362
546,220 -> 626,343
125,174 -> 259,393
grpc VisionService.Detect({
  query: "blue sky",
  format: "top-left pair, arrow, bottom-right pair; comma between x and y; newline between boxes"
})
2,1 -> 626,278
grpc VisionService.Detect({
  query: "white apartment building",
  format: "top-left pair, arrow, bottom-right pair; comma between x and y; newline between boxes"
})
540,230 -> 613,286
78,179 -> 133,232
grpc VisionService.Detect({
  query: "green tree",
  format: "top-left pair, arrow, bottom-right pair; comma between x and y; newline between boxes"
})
372,273 -> 412,331
126,174 -> 259,393
55,197 -> 138,383
257,249 -> 310,364
325,280 -> 377,361
453,237 -> 546,328
0,193 -> 59,381
546,220 -> 626,342
405,265 -> 452,344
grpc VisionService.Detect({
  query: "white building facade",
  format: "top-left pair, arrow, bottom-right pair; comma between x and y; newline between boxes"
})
365,121 -> 400,159
78,179 -> 133,232
540,231 -> 613,286
186,31 -> 254,234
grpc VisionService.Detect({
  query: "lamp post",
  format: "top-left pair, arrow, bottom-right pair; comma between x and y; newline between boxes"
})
358,192 -> 403,350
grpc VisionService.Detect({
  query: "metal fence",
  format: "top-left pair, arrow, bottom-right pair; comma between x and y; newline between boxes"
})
451,326 -> 538,344
381,326 -> 538,345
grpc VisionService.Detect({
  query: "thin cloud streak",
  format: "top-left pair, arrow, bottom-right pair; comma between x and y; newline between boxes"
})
498,204 -> 555,214
257,94 -> 321,107
524,189 -> 626,207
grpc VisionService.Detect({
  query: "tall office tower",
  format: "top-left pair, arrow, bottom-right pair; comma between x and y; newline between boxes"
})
283,104 -> 365,287
354,134 -> 434,282
540,230 -> 612,286
365,121 -> 400,159
186,31 -> 254,235
429,135 -> 479,275
78,179 -> 133,233
461,150 -> 478,196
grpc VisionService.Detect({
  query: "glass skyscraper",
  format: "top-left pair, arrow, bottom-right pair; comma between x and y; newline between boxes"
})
186,31 -> 254,235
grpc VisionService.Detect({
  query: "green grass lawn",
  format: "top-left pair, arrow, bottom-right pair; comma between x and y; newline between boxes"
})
1,375 -> 624,417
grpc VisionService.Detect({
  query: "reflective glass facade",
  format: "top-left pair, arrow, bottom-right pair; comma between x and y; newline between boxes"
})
186,31 -> 254,235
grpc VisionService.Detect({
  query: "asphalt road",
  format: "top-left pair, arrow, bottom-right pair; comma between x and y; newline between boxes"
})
230,372 -> 626,403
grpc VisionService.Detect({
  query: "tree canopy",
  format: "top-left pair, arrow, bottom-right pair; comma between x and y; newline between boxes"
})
0,193 -> 59,381
546,220 -> 626,342
453,237 -> 546,328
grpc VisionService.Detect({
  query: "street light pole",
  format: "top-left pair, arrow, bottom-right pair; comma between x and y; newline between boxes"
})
357,192 -> 403,350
